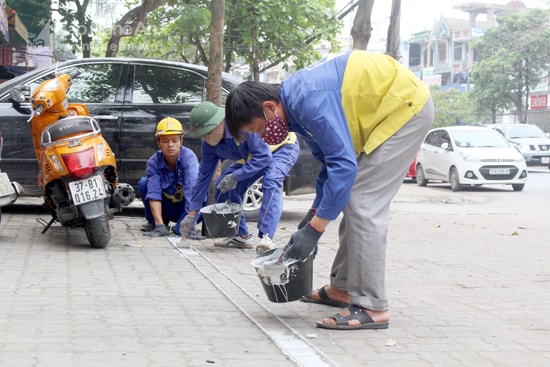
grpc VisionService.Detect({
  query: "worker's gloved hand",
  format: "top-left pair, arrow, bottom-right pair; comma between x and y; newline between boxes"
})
143,224 -> 168,237
297,208 -> 316,229
179,215 -> 196,238
187,229 -> 206,240
216,173 -> 238,193
283,223 -> 323,263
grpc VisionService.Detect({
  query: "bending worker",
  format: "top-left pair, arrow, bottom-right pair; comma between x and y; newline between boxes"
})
179,101 -> 299,253
224,50 -> 434,330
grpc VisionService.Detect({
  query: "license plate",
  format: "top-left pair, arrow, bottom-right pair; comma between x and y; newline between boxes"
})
68,175 -> 106,205
489,168 -> 510,175
542,157 -> 550,164
0,172 -> 15,197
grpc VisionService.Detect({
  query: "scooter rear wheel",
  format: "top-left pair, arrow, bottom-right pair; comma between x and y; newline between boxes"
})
85,214 -> 111,248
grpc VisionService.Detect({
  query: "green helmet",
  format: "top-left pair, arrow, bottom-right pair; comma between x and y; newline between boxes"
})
189,101 -> 225,138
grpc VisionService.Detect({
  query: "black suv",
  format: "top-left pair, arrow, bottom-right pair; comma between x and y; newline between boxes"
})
0,58 -> 319,217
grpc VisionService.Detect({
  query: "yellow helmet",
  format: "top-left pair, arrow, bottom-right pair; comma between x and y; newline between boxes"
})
155,117 -> 184,138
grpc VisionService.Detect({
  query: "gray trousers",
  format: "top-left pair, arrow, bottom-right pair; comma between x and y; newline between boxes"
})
330,97 -> 434,311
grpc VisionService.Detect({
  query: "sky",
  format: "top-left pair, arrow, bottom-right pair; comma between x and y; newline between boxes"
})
336,0 -> 550,50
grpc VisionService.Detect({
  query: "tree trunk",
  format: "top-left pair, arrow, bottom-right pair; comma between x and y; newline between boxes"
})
386,0 -> 401,60
81,31 -> 92,58
351,0 -> 375,50
105,0 -> 168,57
206,0 -> 225,105
251,24 -> 259,81
74,0 -> 91,58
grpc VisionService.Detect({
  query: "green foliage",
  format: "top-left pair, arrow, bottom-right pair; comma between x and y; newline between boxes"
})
94,0 -> 340,74
430,87 -> 484,128
470,9 -> 550,121
27,0 -> 339,76
225,0 -> 341,72
100,3 -> 210,62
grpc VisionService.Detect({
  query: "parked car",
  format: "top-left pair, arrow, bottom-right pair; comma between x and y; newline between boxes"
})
0,58 -> 320,218
486,123 -> 550,167
415,126 -> 528,192
404,153 -> 417,182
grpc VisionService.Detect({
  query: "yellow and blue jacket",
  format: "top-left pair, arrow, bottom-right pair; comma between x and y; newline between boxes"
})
281,50 -> 430,220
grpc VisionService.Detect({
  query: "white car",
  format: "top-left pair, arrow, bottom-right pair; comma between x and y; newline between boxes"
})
415,126 -> 528,191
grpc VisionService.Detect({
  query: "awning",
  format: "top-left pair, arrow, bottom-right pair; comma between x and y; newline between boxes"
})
5,7 -> 29,46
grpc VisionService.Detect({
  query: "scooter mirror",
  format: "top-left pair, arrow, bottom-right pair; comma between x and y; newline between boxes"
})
9,88 -> 26,103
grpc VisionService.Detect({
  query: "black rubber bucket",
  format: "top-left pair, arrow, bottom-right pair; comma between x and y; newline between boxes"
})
200,203 -> 241,238
251,248 -> 314,303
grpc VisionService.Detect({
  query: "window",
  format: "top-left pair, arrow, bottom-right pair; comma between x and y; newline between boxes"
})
424,131 -> 439,146
132,65 -> 205,104
438,42 -> 447,63
29,63 -> 123,104
425,130 -> 450,148
409,43 -> 421,67
454,43 -> 463,61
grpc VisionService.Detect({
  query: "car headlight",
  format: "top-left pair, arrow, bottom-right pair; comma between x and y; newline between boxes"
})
516,143 -> 530,152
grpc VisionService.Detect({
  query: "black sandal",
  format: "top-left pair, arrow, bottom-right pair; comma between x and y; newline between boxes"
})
301,285 -> 349,308
316,305 -> 389,330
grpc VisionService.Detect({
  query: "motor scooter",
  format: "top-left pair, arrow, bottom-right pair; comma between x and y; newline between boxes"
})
9,70 -> 135,248
0,129 -> 24,223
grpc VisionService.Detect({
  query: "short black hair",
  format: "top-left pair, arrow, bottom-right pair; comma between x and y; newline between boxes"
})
225,81 -> 281,141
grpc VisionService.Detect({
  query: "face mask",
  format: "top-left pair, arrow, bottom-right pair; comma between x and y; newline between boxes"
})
262,111 -> 289,145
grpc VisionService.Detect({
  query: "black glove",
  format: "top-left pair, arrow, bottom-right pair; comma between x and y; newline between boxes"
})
143,224 -> 168,237
283,222 -> 323,262
297,208 -> 316,229
216,173 -> 238,193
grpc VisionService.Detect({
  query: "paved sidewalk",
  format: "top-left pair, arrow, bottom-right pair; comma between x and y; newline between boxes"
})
1,183 -> 550,367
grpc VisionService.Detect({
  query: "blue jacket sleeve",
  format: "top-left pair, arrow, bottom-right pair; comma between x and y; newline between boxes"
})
144,152 -> 163,201
283,72 -> 357,221
179,147 -> 200,215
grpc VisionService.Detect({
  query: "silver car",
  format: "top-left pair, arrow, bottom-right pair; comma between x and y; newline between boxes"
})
487,123 -> 550,167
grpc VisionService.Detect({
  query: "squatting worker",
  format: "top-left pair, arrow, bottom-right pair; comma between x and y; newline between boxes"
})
138,117 -> 200,237
224,50 -> 434,330
179,102 -> 300,253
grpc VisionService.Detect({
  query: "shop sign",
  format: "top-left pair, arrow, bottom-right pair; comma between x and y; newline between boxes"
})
530,94 -> 548,110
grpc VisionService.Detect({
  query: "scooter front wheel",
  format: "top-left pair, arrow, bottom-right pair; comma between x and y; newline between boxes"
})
84,214 -> 111,248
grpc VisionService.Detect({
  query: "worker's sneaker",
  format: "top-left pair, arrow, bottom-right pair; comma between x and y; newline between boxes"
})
255,234 -> 275,254
214,234 -> 255,249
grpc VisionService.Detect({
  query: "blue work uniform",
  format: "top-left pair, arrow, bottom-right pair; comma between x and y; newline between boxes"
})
189,124 -> 271,236
138,146 -> 200,235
